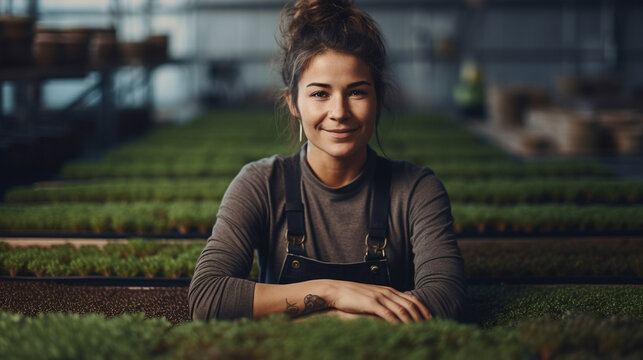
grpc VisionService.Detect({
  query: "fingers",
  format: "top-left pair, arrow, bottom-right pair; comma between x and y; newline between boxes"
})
376,294 -> 415,323
379,289 -> 432,323
326,280 -> 432,323
363,288 -> 428,324
365,297 -> 406,323
402,291 -> 433,320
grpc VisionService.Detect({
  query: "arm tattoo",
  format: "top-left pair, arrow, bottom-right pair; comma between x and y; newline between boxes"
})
303,294 -> 327,314
284,294 -> 328,317
285,299 -> 299,316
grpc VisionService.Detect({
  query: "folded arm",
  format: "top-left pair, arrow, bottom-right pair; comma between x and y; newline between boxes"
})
253,279 -> 431,323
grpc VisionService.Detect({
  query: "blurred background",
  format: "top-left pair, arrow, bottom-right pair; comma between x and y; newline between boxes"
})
1,0 -> 642,201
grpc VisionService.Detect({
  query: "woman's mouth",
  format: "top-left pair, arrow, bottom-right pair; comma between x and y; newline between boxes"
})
323,128 -> 358,139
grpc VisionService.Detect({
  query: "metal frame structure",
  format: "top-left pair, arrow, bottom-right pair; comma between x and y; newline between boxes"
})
0,0 -> 161,148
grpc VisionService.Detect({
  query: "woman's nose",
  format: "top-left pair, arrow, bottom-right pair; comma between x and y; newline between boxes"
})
328,96 -> 349,121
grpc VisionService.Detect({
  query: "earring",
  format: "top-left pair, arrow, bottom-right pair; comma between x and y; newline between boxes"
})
299,120 -> 303,142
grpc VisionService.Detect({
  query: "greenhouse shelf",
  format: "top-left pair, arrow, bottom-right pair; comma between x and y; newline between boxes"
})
1,275 -> 641,287
466,276 -> 643,285
1,228 -> 643,239
0,275 -> 190,287
0,231 -> 207,239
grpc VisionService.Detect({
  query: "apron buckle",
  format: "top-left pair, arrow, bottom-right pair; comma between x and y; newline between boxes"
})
285,231 -> 305,254
364,234 -> 387,261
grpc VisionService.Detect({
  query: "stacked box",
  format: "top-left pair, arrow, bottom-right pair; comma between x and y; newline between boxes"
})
0,16 -> 34,68
526,108 -> 601,155
599,110 -> 643,154
487,85 -> 549,128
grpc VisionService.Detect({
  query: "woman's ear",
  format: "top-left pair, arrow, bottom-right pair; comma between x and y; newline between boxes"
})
285,93 -> 300,118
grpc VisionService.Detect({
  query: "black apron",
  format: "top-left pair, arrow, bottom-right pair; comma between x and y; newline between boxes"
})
277,152 -> 393,287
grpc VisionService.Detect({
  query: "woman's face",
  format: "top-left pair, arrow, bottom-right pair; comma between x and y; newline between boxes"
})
289,50 -> 378,164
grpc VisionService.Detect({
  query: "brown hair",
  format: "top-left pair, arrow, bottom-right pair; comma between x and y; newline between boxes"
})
276,0 -> 389,142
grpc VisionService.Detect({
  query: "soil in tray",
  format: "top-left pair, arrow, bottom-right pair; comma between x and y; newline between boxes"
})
0,281 -> 190,325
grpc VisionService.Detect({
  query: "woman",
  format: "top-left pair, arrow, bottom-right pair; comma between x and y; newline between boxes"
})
189,0 -> 466,323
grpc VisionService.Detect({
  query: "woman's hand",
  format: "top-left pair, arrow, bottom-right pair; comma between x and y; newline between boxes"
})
319,280 -> 432,323
318,309 -> 378,321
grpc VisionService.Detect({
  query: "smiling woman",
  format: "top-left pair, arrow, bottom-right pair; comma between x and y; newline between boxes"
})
189,0 -> 466,324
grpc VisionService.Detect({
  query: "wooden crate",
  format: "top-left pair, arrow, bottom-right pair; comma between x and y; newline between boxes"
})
487,85 -> 549,128
526,107 -> 601,155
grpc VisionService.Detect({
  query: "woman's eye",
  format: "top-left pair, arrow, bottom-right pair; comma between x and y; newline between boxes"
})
350,89 -> 366,97
311,91 -> 328,98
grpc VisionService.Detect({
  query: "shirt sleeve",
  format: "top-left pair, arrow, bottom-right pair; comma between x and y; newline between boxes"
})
188,162 -> 269,320
407,172 -> 467,320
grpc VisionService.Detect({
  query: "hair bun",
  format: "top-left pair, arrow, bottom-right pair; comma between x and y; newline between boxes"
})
291,0 -> 354,26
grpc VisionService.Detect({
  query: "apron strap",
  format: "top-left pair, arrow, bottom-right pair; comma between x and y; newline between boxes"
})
283,150 -> 392,260
283,153 -> 306,256
365,156 -> 392,261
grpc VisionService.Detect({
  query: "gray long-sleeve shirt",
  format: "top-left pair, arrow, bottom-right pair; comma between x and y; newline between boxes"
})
189,145 -> 466,320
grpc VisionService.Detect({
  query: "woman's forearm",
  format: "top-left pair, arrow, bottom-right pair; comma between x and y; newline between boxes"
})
253,280 -> 331,318
253,280 -> 431,323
